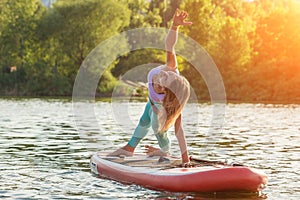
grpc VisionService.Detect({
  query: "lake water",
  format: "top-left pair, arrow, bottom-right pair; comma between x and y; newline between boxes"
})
0,98 -> 299,200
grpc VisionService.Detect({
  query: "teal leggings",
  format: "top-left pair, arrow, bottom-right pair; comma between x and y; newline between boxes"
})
128,101 -> 170,153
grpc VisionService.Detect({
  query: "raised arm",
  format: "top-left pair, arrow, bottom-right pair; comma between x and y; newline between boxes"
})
165,9 -> 192,70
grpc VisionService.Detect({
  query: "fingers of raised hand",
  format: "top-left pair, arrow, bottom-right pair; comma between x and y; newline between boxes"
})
174,10 -> 192,26
179,11 -> 188,19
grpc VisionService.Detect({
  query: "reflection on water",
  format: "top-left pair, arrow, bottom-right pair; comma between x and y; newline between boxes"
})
0,98 -> 299,199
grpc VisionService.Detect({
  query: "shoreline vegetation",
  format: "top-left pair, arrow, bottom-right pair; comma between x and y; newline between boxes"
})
1,0 -> 300,103
1,95 -> 299,106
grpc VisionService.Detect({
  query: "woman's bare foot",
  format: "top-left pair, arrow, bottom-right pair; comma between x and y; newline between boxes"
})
144,145 -> 169,157
108,144 -> 134,157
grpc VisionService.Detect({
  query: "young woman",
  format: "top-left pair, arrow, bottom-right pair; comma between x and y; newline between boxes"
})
110,9 -> 192,165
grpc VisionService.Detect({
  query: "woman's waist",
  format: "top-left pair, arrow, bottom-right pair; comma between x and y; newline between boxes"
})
148,97 -> 162,106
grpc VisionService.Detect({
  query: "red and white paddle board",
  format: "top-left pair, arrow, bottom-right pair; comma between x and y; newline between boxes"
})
90,153 -> 267,193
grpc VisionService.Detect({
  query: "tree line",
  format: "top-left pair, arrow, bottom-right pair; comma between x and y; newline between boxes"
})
0,0 -> 299,103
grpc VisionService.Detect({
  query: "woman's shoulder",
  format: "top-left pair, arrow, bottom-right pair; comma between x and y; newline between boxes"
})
150,65 -> 165,73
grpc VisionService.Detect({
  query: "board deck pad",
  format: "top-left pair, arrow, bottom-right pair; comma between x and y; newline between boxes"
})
97,153 -> 188,169
95,152 -> 237,169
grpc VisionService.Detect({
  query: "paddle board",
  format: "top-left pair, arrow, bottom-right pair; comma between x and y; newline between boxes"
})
90,153 -> 267,193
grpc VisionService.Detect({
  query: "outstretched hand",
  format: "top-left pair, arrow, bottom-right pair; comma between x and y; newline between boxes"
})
173,9 -> 192,27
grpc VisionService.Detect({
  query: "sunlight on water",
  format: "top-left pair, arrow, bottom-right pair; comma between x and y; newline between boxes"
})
0,98 -> 299,199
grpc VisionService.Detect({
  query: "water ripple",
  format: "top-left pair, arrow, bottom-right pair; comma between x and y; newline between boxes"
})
0,99 -> 299,199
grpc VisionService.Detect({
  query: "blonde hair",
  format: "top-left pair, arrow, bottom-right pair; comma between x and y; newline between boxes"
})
158,73 -> 190,133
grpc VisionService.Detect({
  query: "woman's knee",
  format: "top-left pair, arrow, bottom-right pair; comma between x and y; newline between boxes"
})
139,117 -> 151,128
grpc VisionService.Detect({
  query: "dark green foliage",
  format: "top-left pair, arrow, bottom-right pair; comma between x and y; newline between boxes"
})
0,0 -> 299,102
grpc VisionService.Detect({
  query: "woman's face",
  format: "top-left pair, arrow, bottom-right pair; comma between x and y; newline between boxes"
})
158,71 -> 176,88
152,71 -> 176,94
152,73 -> 165,94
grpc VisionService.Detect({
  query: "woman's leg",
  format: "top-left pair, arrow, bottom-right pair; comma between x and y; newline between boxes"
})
127,101 -> 152,148
155,131 -> 170,154
150,103 -> 171,154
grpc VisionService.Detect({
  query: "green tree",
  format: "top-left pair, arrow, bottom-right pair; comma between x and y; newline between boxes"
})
248,0 -> 300,101
0,0 -> 46,95
112,0 -> 166,89
44,0 -> 131,95
0,0 -> 45,68
181,0 -> 258,101
216,17 -> 253,100
179,0 -> 226,100
118,0 -> 164,28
